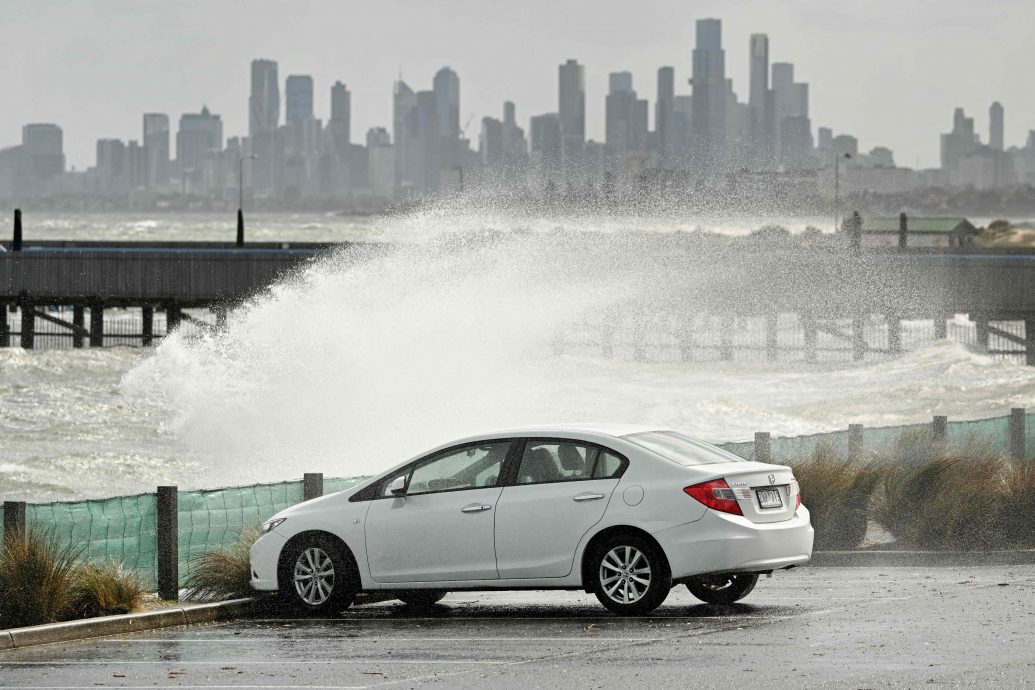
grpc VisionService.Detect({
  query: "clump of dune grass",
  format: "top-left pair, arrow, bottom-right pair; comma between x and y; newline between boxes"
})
183,528 -> 260,602
789,443 -> 884,550
0,529 -> 81,628
64,560 -> 145,619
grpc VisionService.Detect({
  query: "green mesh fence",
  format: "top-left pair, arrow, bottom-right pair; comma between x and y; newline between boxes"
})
4,413 -> 1034,591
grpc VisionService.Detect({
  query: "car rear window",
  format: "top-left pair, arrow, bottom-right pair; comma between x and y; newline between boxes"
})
622,431 -> 748,466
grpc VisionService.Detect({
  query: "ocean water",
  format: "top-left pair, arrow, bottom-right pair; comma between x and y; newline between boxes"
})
2,210 -> 1035,502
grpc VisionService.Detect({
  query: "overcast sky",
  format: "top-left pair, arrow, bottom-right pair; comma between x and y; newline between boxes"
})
2,0 -> 1032,170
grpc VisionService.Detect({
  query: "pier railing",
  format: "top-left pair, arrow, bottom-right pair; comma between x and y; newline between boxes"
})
2,409 -> 1031,599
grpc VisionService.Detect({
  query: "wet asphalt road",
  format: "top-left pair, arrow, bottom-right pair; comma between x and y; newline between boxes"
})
1,565 -> 1033,689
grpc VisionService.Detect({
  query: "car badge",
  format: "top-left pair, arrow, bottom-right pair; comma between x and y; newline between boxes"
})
768,473 -> 776,485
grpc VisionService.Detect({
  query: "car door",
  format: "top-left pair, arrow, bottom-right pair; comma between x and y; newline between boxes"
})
494,439 -> 627,579
364,440 -> 513,583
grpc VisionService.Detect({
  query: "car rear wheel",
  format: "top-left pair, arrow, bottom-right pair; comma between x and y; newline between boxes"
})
590,535 -> 670,615
686,573 -> 759,604
396,590 -> 447,608
279,535 -> 358,615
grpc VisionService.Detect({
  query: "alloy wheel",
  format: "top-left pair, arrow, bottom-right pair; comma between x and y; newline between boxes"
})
599,545 -> 652,604
293,546 -> 336,605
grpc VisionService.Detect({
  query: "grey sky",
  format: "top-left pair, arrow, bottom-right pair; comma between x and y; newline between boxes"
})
2,0 -> 1032,170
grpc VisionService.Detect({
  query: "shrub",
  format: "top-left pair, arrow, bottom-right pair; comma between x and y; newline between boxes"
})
183,528 -> 259,602
0,529 -> 81,628
789,444 -> 883,550
64,560 -> 145,619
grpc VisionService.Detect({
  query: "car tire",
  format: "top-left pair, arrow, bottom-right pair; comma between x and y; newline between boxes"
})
396,590 -> 447,608
279,535 -> 358,615
589,534 -> 671,615
685,573 -> 759,604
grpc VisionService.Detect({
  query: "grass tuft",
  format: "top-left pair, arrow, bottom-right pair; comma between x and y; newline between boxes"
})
182,528 -> 260,602
0,529 -> 82,628
64,560 -> 145,619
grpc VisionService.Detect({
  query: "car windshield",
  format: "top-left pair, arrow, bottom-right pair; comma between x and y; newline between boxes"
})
622,430 -> 748,466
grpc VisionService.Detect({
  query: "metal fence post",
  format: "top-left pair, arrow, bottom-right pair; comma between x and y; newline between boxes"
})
932,415 -> 948,443
303,473 -> 324,501
754,432 -> 771,463
848,424 -> 864,460
12,208 -> 22,251
156,486 -> 178,601
1010,408 -> 1026,461
3,501 -> 27,546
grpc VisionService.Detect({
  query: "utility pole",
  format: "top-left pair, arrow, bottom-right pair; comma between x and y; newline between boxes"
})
833,152 -> 852,232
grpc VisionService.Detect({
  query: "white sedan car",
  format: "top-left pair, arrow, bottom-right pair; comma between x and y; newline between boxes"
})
250,424 -> 813,615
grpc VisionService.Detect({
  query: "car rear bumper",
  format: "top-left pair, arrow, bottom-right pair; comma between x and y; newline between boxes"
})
249,529 -> 288,591
654,506 -> 814,580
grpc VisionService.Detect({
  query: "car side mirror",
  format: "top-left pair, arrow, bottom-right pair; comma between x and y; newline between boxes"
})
388,475 -> 408,497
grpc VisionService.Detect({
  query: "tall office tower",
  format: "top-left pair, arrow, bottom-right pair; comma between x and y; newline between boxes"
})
392,80 -> 418,192
558,59 -> 586,174
606,72 -> 635,163
250,59 -> 279,190
941,107 -> 977,171
655,67 -> 675,167
96,138 -> 126,193
771,62 -> 811,164
366,127 -> 395,199
21,124 -> 65,178
285,75 -> 314,124
415,90 -> 441,192
501,101 -> 527,173
817,127 -> 833,151
748,34 -> 772,166
673,95 -> 694,165
530,113 -> 562,172
328,81 -> 351,155
433,67 -> 461,169
691,18 -> 727,176
176,106 -> 223,173
142,113 -> 170,189
989,102 -> 1004,151
480,117 -> 503,168
609,72 -> 633,94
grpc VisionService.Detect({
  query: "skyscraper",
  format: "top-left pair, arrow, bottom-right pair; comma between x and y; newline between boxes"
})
655,67 -> 675,167
393,80 -> 417,192
941,107 -> 977,171
529,113 -> 561,172
558,59 -> 585,174
771,63 -> 811,164
691,19 -> 727,176
609,72 -> 633,94
285,75 -> 314,124
748,34 -> 772,167
606,72 -> 647,166
142,113 -> 169,189
249,59 -> 280,135
21,124 -> 64,178
989,102 -> 1004,151
176,106 -> 223,173
328,81 -> 351,154
433,67 -> 461,168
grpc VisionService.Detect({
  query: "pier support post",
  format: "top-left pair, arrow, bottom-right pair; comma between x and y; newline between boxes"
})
156,486 -> 179,601
72,306 -> 85,348
89,302 -> 104,347
932,415 -> 948,443
765,313 -> 778,362
888,315 -> 902,355
803,313 -> 817,364
1026,318 -> 1035,367
848,424 -> 864,461
975,315 -> 989,351
3,501 -> 27,546
852,315 -> 866,361
167,303 -> 182,332
19,296 -> 34,350
1010,408 -> 1026,461
303,473 -> 324,501
935,313 -> 948,339
142,306 -> 154,346
12,208 -> 22,251
0,303 -> 8,348
754,432 -> 771,463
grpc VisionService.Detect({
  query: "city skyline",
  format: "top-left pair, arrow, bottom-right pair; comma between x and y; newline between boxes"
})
2,0 -> 1033,170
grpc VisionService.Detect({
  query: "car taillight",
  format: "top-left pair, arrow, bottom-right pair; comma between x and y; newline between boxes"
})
684,479 -> 743,516
789,479 -> 801,510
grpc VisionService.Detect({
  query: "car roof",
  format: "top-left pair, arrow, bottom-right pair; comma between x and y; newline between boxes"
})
454,423 -> 666,441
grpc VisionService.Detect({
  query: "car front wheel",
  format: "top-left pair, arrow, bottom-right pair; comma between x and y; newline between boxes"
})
590,535 -> 670,615
686,573 -> 758,604
279,536 -> 358,615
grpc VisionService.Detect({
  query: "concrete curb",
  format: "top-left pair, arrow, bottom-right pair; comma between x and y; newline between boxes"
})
809,549 -> 1035,567
0,597 -> 257,651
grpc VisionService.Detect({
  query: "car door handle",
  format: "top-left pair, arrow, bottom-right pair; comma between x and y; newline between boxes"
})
461,504 -> 493,513
573,493 -> 605,502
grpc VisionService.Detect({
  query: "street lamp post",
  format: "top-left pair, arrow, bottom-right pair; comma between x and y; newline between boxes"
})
238,154 -> 258,247
833,152 -> 852,232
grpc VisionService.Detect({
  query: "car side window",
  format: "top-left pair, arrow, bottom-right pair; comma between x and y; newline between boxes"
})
517,441 -> 609,485
398,441 -> 509,496
593,450 -> 625,478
